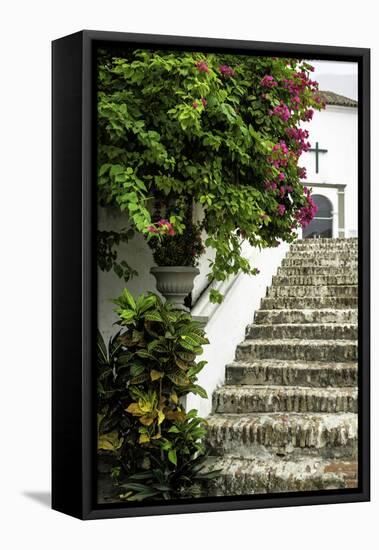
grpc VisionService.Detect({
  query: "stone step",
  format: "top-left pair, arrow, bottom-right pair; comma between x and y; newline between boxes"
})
267,285 -> 357,299
272,274 -> 358,286
277,265 -> 357,276
261,296 -> 358,309
225,360 -> 357,387
206,412 -> 357,459
254,308 -> 358,325
212,385 -> 358,414
295,238 -> 358,244
236,339 -> 357,362
286,252 -> 357,261
290,238 -> 357,248
290,242 -> 358,252
282,258 -> 358,267
246,323 -> 357,340
205,456 -> 358,495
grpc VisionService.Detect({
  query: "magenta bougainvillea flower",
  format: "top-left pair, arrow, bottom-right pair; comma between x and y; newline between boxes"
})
192,101 -> 199,109
277,204 -> 286,216
219,64 -> 236,77
195,60 -> 209,73
201,97 -> 207,108
270,102 -> 291,122
260,75 -> 278,88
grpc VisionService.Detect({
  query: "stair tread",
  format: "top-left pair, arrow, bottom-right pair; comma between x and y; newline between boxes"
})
215,385 -> 357,394
207,411 -> 357,426
205,456 -> 358,493
240,338 -> 357,345
227,359 -> 358,369
247,323 -> 357,328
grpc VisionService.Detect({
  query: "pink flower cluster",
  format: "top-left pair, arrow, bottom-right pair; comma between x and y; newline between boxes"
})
278,184 -> 293,197
147,219 -> 175,236
219,64 -> 235,77
277,204 -> 286,216
286,126 -> 311,154
295,187 -> 318,227
260,75 -> 278,88
269,101 -> 291,122
303,108 -> 314,121
267,140 -> 289,169
196,60 -> 209,73
282,69 -> 321,118
297,166 -> 307,180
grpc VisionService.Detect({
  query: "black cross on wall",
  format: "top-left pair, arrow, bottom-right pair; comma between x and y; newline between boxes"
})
309,142 -> 328,173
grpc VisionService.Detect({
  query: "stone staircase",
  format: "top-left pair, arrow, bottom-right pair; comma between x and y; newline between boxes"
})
205,238 -> 358,496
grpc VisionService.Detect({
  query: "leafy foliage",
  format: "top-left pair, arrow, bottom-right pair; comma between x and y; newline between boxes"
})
149,218 -> 205,267
97,49 -> 324,301
97,290 -> 219,500
97,227 -> 137,282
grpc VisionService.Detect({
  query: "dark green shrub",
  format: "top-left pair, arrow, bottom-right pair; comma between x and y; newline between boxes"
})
97,289 -> 219,500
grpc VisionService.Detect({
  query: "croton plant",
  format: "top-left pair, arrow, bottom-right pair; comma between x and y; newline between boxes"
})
97,289 -> 219,501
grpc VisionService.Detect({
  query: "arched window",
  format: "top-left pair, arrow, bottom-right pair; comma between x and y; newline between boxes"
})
303,194 -> 333,239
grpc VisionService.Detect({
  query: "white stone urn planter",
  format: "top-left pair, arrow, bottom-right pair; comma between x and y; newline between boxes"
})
150,266 -> 200,311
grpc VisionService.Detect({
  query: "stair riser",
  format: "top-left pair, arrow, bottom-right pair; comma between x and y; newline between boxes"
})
268,285 -> 357,298
208,467 -> 357,496
282,259 -> 358,267
206,426 -> 357,460
286,253 -> 358,261
261,297 -> 358,309
246,324 -> 357,340
213,392 -> 358,414
236,342 -> 357,362
254,309 -> 358,324
290,244 -> 358,252
277,266 -> 357,276
272,275 -> 358,286
226,364 -> 357,387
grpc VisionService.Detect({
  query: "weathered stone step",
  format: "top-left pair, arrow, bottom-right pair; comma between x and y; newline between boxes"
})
277,265 -> 357,276
212,385 -> 358,413
286,252 -> 357,261
205,456 -> 358,495
246,323 -> 357,340
225,360 -> 357,387
267,285 -> 357,299
236,339 -> 357,362
272,274 -> 358,286
295,238 -> 358,244
282,258 -> 358,267
261,296 -> 358,309
291,238 -> 357,248
290,242 -> 358,251
254,308 -> 358,325
206,412 -> 357,459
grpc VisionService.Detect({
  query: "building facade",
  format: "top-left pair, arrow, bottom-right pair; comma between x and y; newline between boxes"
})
300,90 -> 358,239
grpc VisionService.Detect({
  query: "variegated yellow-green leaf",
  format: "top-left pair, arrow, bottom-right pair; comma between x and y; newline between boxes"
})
98,431 -> 124,452
126,402 -> 142,415
170,392 -> 178,404
157,409 -> 165,425
150,369 -> 163,381
139,414 -> 155,426
139,433 -> 150,444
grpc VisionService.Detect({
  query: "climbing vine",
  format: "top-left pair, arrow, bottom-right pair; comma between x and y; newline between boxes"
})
97,49 -> 323,301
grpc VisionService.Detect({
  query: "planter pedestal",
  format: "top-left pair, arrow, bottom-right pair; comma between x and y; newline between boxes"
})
150,266 -> 200,311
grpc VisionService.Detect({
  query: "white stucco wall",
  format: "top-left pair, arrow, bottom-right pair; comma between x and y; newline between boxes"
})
186,241 -> 289,417
300,104 -> 358,237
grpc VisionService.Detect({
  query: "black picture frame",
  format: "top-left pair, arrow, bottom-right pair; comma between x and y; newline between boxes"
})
52,30 -> 370,520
